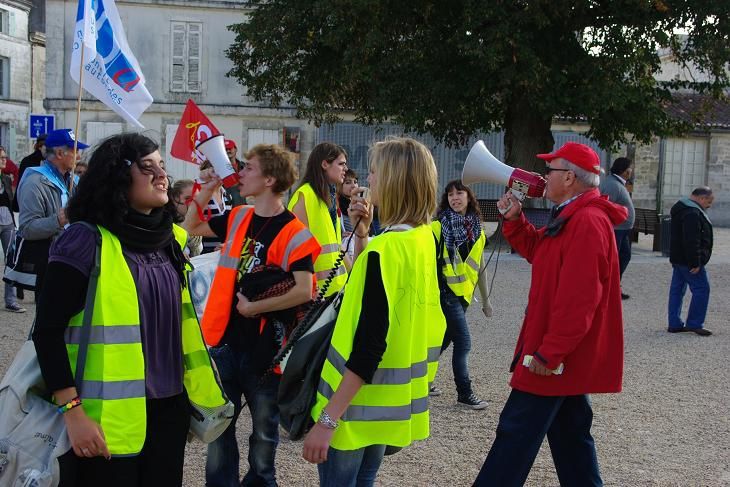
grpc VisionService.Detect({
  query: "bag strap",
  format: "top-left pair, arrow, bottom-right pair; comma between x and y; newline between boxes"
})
71,222 -> 102,394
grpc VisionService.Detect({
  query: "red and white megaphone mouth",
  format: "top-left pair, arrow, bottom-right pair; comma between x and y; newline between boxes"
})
196,134 -> 239,188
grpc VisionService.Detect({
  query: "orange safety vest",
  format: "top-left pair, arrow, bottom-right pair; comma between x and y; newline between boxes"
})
201,205 -> 321,347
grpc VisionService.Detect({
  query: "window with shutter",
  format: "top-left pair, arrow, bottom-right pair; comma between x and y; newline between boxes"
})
0,9 -> 8,34
662,137 -> 708,197
0,56 -> 9,99
170,21 -> 203,93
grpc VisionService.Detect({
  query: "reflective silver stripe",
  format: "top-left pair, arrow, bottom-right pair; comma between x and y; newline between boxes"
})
466,256 -> 480,272
65,325 -> 141,345
445,275 -> 467,284
320,243 -> 341,254
427,346 -> 441,362
317,380 -> 429,421
316,265 -> 346,281
327,348 -> 429,385
280,228 -> 315,270
218,254 -> 239,269
80,380 -> 146,400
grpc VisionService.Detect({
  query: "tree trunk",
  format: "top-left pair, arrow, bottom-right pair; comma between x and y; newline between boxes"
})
503,93 -> 554,173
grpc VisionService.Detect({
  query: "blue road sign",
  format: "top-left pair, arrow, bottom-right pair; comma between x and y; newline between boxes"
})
29,114 -> 55,139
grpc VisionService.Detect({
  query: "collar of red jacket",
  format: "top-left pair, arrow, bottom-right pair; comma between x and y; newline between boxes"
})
554,188 -> 628,226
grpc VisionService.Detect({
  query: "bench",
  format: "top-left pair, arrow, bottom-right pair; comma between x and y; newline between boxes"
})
632,207 -> 662,251
478,199 -> 551,229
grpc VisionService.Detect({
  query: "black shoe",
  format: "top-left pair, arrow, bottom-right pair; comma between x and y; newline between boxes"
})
16,288 -> 24,300
457,393 -> 488,410
667,327 -> 688,333
688,328 -> 712,336
621,293 -> 630,300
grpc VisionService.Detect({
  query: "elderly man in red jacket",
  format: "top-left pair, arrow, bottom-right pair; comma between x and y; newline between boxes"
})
474,142 -> 627,487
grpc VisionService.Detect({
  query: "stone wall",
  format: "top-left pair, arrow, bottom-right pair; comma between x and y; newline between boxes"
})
707,133 -> 730,226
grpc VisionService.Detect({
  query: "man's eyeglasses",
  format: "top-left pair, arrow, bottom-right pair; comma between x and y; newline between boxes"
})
545,167 -> 572,175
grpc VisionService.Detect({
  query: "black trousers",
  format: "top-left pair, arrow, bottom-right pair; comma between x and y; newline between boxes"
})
58,392 -> 191,487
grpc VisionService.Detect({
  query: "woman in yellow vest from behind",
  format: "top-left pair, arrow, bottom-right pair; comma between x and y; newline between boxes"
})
288,142 -> 348,295
32,133 -> 227,486
302,137 -> 447,486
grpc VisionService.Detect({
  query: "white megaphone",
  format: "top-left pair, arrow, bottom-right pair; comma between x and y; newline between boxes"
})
462,141 -> 546,213
196,134 -> 239,188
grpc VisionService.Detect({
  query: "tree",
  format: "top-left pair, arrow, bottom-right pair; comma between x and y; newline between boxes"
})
227,1 -> 729,170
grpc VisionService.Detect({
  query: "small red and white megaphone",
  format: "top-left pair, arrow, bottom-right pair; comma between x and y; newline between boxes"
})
462,140 -> 546,213
196,134 -> 239,188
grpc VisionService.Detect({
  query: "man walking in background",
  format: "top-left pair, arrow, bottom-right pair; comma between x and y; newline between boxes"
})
668,187 -> 714,336
599,157 -> 635,299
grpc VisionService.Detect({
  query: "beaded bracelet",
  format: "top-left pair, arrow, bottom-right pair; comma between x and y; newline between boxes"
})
57,396 -> 83,414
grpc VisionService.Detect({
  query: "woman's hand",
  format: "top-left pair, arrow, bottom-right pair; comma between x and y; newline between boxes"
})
348,188 -> 373,236
302,423 -> 335,464
236,292 -> 258,317
64,407 -> 111,459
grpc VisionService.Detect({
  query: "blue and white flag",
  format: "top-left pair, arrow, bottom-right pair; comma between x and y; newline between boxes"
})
70,0 -> 153,129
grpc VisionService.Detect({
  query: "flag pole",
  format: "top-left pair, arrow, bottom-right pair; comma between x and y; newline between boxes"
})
70,38 -> 85,193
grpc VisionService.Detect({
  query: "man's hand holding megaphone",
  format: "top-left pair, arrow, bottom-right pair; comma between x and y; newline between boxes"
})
497,192 -> 522,221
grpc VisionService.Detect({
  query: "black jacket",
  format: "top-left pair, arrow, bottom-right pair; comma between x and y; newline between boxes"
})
669,200 -> 713,268
12,149 -> 43,212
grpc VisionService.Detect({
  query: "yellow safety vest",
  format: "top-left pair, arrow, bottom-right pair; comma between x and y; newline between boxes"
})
65,224 -> 227,456
431,221 -> 486,303
288,183 -> 346,296
311,225 -> 446,450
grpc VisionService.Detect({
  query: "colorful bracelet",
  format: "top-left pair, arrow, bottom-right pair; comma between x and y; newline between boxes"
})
57,396 -> 83,414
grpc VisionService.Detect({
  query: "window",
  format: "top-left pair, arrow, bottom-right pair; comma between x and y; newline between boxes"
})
0,9 -> 9,35
662,137 -> 708,197
85,122 -> 123,147
247,129 -> 280,149
0,56 -> 9,99
171,22 -> 202,93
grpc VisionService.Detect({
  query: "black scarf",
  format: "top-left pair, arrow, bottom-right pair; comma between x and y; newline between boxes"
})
106,208 -> 188,286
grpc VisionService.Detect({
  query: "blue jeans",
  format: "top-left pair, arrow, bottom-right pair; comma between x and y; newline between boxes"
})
474,390 -> 602,487
440,288 -> 473,397
206,345 -> 280,487
317,444 -> 386,487
668,265 -> 710,330
614,229 -> 632,278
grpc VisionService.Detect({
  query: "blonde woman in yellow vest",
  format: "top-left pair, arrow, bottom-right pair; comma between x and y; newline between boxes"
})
288,142 -> 348,296
32,134 -> 227,486
430,180 -> 493,411
302,137 -> 446,486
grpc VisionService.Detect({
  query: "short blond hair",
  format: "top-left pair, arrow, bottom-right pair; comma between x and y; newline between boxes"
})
245,144 -> 298,194
369,137 -> 437,227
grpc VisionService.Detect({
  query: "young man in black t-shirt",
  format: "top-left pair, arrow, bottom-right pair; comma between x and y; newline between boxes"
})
184,144 -> 317,487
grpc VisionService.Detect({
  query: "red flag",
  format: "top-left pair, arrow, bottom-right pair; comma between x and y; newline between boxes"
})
170,99 -> 220,164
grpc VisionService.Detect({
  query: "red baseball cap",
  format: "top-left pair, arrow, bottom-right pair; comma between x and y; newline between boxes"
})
224,139 -> 237,150
537,142 -> 601,175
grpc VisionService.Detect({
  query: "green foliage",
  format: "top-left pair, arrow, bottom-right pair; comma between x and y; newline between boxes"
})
227,0 -> 730,154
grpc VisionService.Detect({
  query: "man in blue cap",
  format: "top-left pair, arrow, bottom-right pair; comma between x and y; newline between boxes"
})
10,129 -> 87,292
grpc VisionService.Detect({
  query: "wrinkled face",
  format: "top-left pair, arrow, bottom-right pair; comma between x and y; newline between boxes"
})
698,194 -> 714,210
341,176 -> 358,198
544,159 -> 574,204
448,188 -> 469,215
238,156 -> 271,198
367,164 -> 379,206
322,154 -> 347,185
51,146 -> 81,173
0,150 -> 7,170
127,150 -> 168,214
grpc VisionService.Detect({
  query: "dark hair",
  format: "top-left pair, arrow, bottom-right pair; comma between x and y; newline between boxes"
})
297,142 -> 347,204
67,133 -> 161,226
438,180 -> 482,219
691,186 -> 713,197
168,179 -> 195,223
610,157 -> 632,175
344,168 -> 358,181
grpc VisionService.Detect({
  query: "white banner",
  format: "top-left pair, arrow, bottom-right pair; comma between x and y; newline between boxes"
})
70,0 -> 153,129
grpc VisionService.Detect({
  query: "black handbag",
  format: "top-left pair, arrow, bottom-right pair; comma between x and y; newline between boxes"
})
2,234 -> 50,291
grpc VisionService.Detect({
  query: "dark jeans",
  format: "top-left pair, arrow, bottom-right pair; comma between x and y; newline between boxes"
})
58,392 -> 191,487
614,229 -> 632,279
474,390 -> 602,487
440,287 -> 473,397
317,444 -> 386,487
668,265 -> 710,329
206,344 -> 280,487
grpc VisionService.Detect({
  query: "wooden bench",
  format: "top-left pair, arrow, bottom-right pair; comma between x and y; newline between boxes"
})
632,207 -> 662,251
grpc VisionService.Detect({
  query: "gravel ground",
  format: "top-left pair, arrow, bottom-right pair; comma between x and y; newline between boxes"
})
2,230 -> 728,486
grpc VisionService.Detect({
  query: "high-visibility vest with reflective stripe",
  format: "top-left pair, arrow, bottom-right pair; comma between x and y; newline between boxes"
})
65,224 -> 228,456
201,205 -> 321,347
431,221 -> 486,303
288,183 -> 347,296
311,225 -> 446,450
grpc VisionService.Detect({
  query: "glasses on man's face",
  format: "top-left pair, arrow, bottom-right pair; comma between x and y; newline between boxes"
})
545,167 -> 572,175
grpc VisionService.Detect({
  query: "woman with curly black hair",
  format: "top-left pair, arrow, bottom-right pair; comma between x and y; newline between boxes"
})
32,133 -> 227,486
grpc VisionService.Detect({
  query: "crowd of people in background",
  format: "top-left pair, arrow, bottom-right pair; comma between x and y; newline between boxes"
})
0,129 -> 717,486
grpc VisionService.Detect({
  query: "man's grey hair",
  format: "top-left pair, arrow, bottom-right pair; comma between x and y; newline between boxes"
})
46,146 -> 68,162
562,159 -> 601,188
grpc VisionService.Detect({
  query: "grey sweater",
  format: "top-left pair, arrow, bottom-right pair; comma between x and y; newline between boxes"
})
17,169 -> 66,241
599,174 -> 635,230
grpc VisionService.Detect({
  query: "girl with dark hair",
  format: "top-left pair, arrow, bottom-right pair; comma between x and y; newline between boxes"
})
169,178 -> 203,256
32,133 -> 227,486
288,142 -> 349,296
431,180 -> 492,409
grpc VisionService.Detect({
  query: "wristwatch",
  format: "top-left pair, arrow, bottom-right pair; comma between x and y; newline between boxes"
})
317,410 -> 338,430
